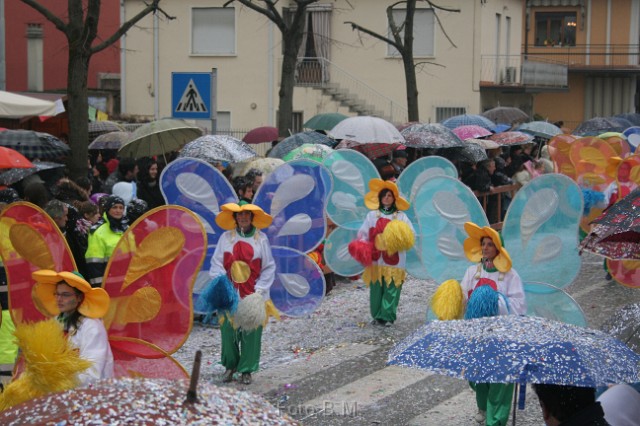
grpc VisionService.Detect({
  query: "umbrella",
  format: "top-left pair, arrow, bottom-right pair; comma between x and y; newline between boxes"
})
439,144 -> 488,163
573,117 -> 626,136
517,121 -> 563,139
488,131 -> 534,146
303,112 -> 348,131
233,157 -> 285,177
334,139 -> 399,160
401,123 -> 465,148
88,120 -> 125,141
0,146 -> 34,169
482,106 -> 530,125
614,113 -> 640,126
452,125 -> 493,141
0,161 -> 65,186
602,302 -> 640,354
466,138 -> 500,149
0,130 -> 70,160
388,315 -> 640,387
330,116 -> 404,144
493,124 -> 513,133
0,377 -> 298,425
242,126 -> 279,144
178,135 -> 257,165
267,131 -> 336,159
579,188 -> 640,261
118,118 -> 202,159
623,126 -> 640,152
88,131 -> 132,150
441,114 -> 496,131
282,143 -> 333,162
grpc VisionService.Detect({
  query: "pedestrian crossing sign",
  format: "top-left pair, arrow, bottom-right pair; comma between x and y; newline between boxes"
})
171,72 -> 212,119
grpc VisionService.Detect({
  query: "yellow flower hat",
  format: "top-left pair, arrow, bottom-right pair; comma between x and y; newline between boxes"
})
462,222 -> 512,273
364,178 -> 410,211
32,270 -> 110,319
215,202 -> 273,231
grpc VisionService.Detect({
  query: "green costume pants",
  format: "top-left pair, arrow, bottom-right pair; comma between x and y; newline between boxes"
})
369,281 -> 402,323
220,317 -> 263,373
469,382 -> 514,426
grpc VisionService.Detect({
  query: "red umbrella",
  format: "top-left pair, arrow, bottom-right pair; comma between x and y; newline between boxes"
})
488,131 -> 534,146
242,126 -> 279,144
0,146 -> 34,169
335,139 -> 399,160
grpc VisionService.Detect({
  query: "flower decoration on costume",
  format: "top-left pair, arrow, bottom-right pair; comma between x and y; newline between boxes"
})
224,241 -> 263,298
369,217 -> 399,265
462,222 -> 512,273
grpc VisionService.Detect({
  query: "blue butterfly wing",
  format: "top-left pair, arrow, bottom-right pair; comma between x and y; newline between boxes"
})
397,156 -> 459,279
160,158 -> 237,312
414,176 -> 489,284
502,174 -> 583,289
524,282 -> 587,326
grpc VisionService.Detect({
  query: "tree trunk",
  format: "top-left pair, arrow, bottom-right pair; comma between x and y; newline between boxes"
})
278,40 -> 299,138
66,47 -> 91,180
403,0 -> 419,122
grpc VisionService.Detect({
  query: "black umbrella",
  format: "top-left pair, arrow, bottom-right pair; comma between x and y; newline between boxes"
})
602,302 -> 640,354
573,117 -> 626,136
0,130 -> 70,160
439,143 -> 488,163
0,161 -> 65,186
88,120 -> 125,141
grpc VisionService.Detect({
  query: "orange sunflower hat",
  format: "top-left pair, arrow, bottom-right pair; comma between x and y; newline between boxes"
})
32,270 -> 110,319
215,202 -> 273,231
364,178 -> 410,211
462,222 -> 512,273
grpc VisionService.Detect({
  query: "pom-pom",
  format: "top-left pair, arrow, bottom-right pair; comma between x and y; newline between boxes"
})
234,293 -> 267,332
0,319 -> 92,411
381,220 -> 415,254
431,279 -> 464,320
581,188 -> 606,215
465,285 -> 499,319
348,240 -> 374,266
195,274 -> 239,314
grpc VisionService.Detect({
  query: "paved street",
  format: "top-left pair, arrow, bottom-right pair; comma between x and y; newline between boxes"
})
179,252 -> 639,425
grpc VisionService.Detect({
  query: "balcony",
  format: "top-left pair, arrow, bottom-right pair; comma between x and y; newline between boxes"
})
524,44 -> 640,73
480,55 -> 568,92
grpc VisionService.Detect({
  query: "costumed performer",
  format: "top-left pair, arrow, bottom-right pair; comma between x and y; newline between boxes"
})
460,222 -> 526,426
31,269 -> 113,386
348,179 -> 415,327
85,195 -> 128,287
208,201 -> 277,385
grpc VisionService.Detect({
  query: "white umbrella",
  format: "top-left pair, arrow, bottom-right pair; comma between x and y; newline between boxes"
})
0,91 -> 61,118
329,116 -> 405,144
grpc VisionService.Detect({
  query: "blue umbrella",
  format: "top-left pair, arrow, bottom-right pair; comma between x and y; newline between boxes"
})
388,315 -> 640,387
441,114 -> 496,132
573,117 -> 626,136
517,121 -> 562,139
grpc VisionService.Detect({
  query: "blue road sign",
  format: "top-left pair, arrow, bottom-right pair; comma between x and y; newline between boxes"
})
172,72 -> 212,119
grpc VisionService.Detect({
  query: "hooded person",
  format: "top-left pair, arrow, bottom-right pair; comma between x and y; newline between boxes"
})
30,270 -> 113,388
348,179 -> 415,327
85,195 -> 128,287
457,222 -> 526,426
198,201 -> 278,385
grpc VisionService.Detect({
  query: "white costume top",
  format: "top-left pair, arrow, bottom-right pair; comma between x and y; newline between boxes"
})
68,317 -> 114,386
460,264 -> 527,316
356,209 -> 415,269
209,229 -> 276,299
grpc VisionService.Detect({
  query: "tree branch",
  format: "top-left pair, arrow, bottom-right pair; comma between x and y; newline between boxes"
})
423,0 -> 459,47
19,0 -> 67,34
224,0 -> 277,22
91,0 -> 173,54
344,21 -> 401,52
423,0 -> 460,13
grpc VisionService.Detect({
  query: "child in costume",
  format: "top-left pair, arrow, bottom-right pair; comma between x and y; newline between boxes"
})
348,179 -> 415,326
31,269 -> 113,386
459,222 -> 526,426
207,201 -> 276,385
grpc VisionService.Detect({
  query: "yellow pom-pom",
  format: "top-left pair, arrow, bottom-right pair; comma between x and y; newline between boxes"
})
381,220 -> 415,254
0,319 -> 92,411
431,279 -> 464,320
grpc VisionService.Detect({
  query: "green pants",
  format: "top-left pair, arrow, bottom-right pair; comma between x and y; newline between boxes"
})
220,317 -> 263,373
369,281 -> 402,323
470,382 -> 514,426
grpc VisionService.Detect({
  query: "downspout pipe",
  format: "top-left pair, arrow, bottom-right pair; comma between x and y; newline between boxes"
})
120,0 -> 126,113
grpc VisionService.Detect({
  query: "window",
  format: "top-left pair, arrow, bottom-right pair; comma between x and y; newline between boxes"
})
435,106 -> 466,122
192,8 -> 235,55
388,8 -> 435,57
534,12 -> 576,47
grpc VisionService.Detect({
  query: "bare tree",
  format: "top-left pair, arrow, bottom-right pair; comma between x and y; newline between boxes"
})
19,0 -> 173,178
224,0 -> 321,138
346,0 -> 459,122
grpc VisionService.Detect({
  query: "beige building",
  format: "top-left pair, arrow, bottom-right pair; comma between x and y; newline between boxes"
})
121,0 -> 529,134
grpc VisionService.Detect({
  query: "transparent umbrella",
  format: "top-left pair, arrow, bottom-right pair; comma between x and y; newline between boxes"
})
401,123 -> 465,148
178,135 -> 257,165
268,131 -> 336,158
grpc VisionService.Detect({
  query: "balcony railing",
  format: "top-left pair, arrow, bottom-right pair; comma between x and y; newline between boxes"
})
481,55 -> 568,89
524,44 -> 640,70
